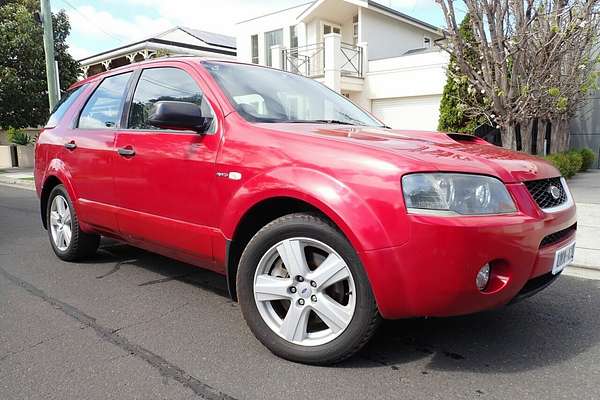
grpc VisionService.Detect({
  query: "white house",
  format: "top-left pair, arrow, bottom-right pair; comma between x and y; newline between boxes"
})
79,27 -> 237,78
236,0 -> 449,131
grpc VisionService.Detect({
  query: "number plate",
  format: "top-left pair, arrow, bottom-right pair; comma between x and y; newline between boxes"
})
552,241 -> 576,275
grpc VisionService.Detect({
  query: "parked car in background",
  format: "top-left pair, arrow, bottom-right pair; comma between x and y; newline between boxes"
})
35,58 -> 577,364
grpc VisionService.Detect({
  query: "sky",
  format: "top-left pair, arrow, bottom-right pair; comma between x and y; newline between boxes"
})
51,0 -> 458,61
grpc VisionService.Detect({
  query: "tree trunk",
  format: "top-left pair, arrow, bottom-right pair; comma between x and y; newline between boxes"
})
549,118 -> 570,154
501,123 -> 518,150
521,119 -> 534,154
537,119 -> 549,156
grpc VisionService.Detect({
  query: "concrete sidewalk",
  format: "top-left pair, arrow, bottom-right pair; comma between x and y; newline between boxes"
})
0,167 -> 35,190
567,170 -> 600,275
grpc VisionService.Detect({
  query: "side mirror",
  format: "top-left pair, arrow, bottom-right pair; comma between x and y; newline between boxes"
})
147,101 -> 213,133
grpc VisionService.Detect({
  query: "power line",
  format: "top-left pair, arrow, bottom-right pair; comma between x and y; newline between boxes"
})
57,0 -> 129,45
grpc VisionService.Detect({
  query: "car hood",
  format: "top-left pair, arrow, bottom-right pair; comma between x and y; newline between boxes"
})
263,124 -> 559,183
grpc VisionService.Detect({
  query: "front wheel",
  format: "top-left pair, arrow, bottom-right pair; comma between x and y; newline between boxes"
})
237,213 -> 380,364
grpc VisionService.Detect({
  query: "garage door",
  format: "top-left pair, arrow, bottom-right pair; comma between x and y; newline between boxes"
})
371,95 -> 442,131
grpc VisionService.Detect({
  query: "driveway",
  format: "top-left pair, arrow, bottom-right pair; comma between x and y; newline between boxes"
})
1,186 -> 600,400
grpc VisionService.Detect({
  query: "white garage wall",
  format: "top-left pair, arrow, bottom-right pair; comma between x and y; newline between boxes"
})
361,50 -> 448,130
372,95 -> 442,131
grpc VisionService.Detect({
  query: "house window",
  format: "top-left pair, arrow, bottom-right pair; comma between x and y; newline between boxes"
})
290,25 -> 299,57
423,36 -> 432,48
323,24 -> 340,35
251,34 -> 259,64
264,28 -> 283,67
353,15 -> 358,45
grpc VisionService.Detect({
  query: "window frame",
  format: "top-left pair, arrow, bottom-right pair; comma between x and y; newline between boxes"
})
120,65 -> 219,135
264,28 -> 283,67
251,34 -> 259,64
75,71 -> 136,131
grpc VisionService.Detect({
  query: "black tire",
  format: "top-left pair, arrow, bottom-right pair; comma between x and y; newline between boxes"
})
46,185 -> 100,261
237,212 -> 380,365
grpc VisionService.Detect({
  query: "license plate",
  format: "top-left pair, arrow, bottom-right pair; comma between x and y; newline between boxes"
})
552,241 -> 576,275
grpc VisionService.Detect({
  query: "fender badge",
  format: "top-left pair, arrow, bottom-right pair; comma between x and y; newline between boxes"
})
216,171 -> 242,180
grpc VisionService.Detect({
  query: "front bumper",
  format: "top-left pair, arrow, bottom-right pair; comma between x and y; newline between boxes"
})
361,182 -> 577,319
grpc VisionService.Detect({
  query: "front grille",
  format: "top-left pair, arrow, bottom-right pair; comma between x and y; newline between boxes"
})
540,223 -> 577,248
524,177 -> 568,210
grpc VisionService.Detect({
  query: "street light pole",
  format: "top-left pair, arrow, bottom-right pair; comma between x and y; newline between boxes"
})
40,0 -> 59,110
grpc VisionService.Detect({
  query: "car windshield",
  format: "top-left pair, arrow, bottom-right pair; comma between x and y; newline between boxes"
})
202,61 -> 383,127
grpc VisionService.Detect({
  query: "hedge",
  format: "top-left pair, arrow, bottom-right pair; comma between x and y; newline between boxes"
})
545,148 -> 596,178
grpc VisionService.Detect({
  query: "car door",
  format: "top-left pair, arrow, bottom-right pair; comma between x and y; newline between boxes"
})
112,64 -> 221,266
65,71 -> 134,233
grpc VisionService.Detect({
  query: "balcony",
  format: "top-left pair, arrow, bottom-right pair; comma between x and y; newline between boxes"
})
282,42 -> 363,78
271,33 -> 365,93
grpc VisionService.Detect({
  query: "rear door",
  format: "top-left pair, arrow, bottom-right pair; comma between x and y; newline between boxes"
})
66,71 -> 133,233
112,64 -> 221,265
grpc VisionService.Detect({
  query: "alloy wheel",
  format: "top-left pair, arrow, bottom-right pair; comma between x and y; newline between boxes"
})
253,237 -> 356,346
49,195 -> 72,251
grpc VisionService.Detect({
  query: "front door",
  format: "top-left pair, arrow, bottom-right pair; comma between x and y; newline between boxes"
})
112,65 -> 221,266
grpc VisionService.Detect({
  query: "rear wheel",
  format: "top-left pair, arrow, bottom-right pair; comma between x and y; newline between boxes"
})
237,213 -> 380,364
47,185 -> 100,261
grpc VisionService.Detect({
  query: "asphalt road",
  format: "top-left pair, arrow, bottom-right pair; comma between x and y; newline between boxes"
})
1,185 -> 600,400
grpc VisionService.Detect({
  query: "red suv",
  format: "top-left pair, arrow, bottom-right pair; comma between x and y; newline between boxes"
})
35,58 -> 577,364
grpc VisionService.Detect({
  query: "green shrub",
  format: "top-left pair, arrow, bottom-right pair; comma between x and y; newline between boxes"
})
578,148 -> 596,171
568,151 -> 583,175
6,127 -> 33,145
545,153 -> 573,177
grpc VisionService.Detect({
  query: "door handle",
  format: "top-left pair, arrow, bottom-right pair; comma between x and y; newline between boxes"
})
117,146 -> 136,157
64,141 -> 77,150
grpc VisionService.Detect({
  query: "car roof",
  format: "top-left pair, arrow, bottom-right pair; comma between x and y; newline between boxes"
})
69,56 -> 259,90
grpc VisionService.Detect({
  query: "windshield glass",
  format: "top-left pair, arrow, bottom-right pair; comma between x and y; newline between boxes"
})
202,61 -> 383,127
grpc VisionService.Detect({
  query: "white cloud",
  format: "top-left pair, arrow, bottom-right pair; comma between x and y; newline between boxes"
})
66,5 -> 173,45
122,0 -> 301,36
67,44 -> 94,60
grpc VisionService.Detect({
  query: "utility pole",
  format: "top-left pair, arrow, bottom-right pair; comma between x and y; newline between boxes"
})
40,0 -> 59,110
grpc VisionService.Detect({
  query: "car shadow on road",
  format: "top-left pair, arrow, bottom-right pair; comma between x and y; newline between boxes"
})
345,277 -> 600,373
81,238 -> 231,299
86,239 -> 600,374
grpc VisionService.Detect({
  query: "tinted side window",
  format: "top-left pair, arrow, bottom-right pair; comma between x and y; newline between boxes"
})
45,84 -> 88,128
78,72 -> 132,129
128,67 -> 215,132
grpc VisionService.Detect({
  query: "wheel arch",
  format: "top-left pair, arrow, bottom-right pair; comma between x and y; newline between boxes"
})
225,196 -> 334,300
40,161 -> 77,229
222,167 -> 391,301
40,175 -> 63,229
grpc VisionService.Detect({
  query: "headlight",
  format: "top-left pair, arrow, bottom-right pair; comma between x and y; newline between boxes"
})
402,173 -> 517,215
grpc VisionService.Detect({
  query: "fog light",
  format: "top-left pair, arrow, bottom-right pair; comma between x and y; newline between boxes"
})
476,263 -> 491,291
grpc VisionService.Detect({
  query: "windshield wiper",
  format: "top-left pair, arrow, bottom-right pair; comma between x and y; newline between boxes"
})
285,119 -> 359,126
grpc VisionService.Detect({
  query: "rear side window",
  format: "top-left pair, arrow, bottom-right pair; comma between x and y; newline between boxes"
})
78,72 -> 132,129
45,84 -> 88,128
128,67 -> 215,132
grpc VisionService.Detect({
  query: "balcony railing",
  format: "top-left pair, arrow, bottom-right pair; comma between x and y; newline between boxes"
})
283,42 -> 363,78
340,42 -> 363,77
283,43 -> 324,77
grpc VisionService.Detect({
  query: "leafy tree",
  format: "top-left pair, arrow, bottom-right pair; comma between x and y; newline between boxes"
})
0,0 -> 79,129
437,14 -> 486,133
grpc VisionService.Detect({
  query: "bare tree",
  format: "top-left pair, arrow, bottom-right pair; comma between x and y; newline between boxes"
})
435,0 -> 600,153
